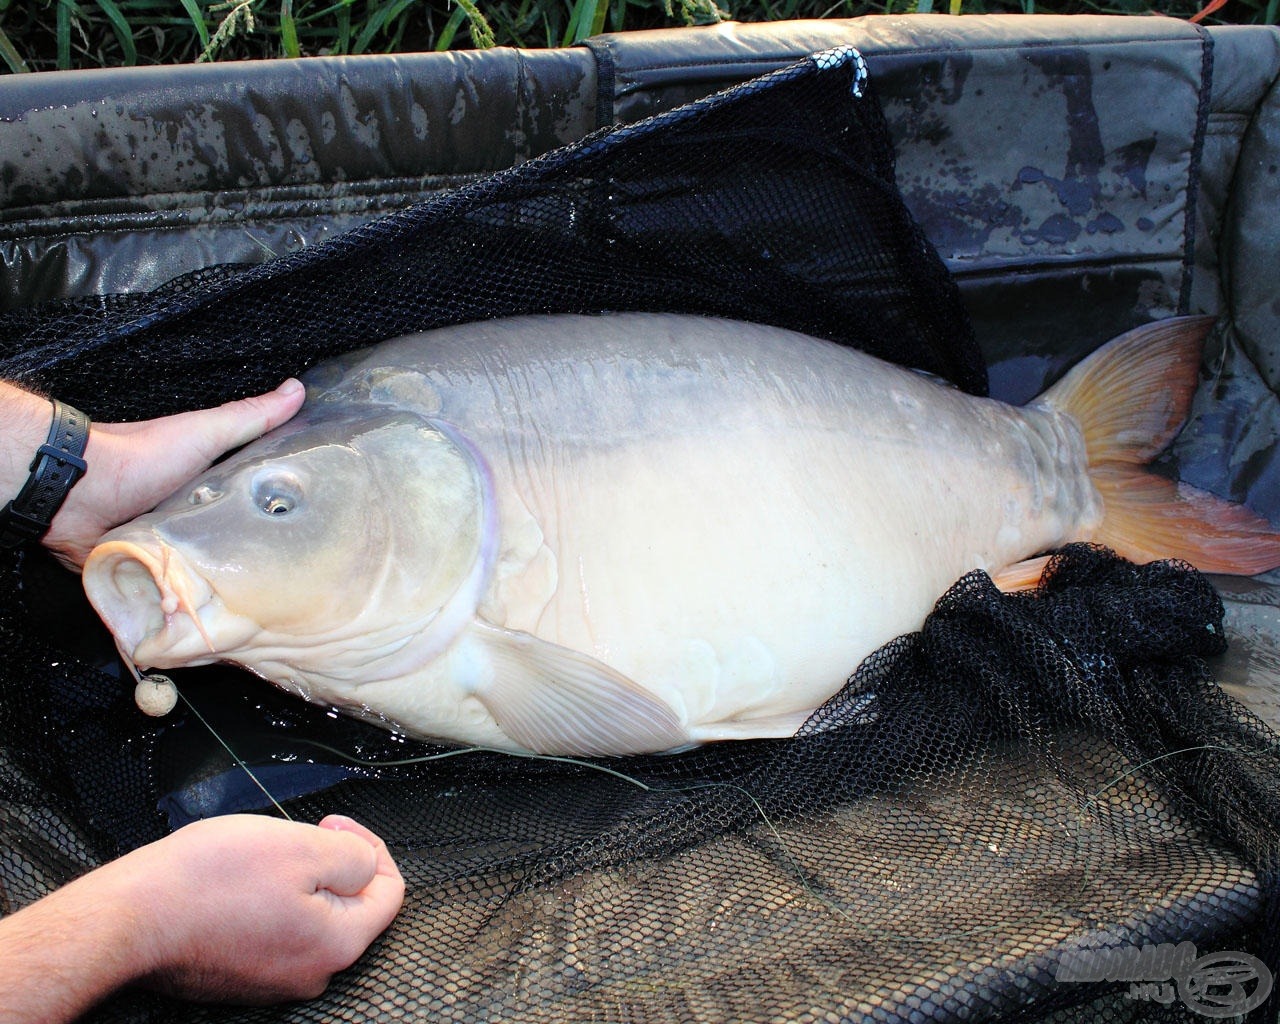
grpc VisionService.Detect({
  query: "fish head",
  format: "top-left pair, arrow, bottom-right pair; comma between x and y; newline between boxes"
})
83,391 -> 493,689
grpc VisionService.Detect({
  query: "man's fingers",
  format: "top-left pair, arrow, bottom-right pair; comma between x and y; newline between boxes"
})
314,816 -> 405,936
310,826 -> 380,898
41,378 -> 307,569
196,379 -> 306,456
318,815 -> 389,857
313,816 -> 404,892
136,378 -> 305,468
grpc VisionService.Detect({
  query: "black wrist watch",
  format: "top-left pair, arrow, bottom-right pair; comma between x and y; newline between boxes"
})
1,399 -> 91,549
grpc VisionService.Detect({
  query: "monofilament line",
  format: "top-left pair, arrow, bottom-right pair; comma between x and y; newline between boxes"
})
177,685 -> 295,822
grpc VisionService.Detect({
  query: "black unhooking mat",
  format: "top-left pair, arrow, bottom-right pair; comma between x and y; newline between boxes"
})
2,48 -> 1279,1023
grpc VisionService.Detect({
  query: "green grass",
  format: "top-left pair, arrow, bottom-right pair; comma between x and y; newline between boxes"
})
0,0 -> 1275,73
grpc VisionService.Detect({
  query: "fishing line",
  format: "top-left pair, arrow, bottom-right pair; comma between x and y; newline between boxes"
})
287,737 -> 1020,944
115,652 -> 294,820
294,738 -> 805,868
296,738 -> 807,874
318,733 -> 1280,946
172,719 -> 1269,948
1085,742 -> 1243,809
1070,741 -> 1279,916
1082,741 -> 1275,816
173,681 -> 296,822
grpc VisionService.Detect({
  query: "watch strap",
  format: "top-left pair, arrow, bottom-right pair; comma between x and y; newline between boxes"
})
1,399 -> 91,548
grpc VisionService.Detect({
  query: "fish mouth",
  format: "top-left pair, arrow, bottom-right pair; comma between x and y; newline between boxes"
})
82,534 -> 223,669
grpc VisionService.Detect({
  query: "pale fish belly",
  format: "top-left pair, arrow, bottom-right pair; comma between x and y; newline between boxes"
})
444,316 -> 1102,738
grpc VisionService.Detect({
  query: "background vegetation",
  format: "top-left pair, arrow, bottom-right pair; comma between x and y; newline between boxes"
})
0,0 -> 1272,74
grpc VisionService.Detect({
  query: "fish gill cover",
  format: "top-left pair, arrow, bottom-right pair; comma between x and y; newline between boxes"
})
1,47 -> 1279,1024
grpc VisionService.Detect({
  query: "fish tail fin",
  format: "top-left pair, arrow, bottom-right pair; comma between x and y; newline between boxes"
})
1041,315 -> 1280,576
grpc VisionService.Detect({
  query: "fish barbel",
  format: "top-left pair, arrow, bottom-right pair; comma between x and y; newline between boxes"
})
82,313 -> 1280,754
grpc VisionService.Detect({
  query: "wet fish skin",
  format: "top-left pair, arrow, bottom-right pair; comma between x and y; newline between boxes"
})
81,313 -> 1280,755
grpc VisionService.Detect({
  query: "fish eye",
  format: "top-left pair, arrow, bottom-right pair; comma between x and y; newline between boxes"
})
262,495 -> 294,515
251,471 -> 304,518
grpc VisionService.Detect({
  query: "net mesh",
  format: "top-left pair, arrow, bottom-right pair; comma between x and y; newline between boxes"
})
1,48 -> 1278,1024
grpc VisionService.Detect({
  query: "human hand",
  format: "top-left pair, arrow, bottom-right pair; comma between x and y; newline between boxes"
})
0,813 -> 403,1022
41,379 -> 306,571
122,813 -> 405,1004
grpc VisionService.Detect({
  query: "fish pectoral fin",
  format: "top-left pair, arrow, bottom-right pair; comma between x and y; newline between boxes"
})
468,622 -> 689,757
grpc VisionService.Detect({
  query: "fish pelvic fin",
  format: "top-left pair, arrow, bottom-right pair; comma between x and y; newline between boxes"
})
467,621 -> 690,756
991,556 -> 1054,593
1041,315 -> 1280,576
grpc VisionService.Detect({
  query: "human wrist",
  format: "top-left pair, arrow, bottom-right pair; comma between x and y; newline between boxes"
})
1,381 -> 91,554
0,381 -> 54,506
68,859 -> 165,985
87,843 -> 185,987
